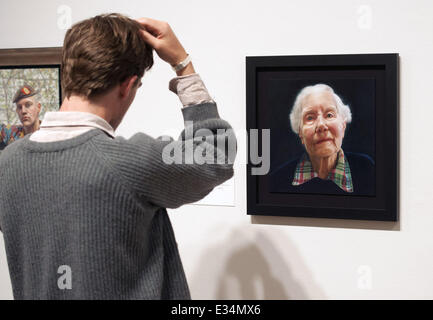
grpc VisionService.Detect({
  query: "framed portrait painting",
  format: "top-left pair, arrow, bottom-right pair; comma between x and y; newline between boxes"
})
0,47 -> 62,150
246,54 -> 398,221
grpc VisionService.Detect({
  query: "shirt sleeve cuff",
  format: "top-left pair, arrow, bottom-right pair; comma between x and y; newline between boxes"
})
168,73 -> 214,108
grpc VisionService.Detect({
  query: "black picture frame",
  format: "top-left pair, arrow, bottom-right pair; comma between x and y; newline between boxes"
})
246,54 -> 399,221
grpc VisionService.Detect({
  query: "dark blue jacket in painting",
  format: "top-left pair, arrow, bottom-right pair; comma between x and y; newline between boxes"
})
269,152 -> 375,196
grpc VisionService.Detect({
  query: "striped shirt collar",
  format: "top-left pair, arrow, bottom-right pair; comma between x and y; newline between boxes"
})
39,111 -> 115,138
292,150 -> 353,193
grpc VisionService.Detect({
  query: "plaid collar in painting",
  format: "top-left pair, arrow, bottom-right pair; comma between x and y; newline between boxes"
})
292,149 -> 353,193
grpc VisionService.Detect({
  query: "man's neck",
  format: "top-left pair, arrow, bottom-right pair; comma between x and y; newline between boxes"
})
60,94 -> 119,129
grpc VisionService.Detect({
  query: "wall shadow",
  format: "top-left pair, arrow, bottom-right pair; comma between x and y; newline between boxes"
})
189,227 -> 326,299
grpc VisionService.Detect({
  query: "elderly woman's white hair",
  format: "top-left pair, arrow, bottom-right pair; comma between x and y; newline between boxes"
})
289,84 -> 352,135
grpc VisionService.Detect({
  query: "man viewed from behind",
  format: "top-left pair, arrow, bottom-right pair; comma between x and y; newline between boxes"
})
0,13 -> 236,299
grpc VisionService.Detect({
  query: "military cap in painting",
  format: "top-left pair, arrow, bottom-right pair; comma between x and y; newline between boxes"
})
12,85 -> 38,104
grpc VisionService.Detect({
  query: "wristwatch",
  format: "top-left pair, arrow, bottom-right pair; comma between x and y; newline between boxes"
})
172,54 -> 191,72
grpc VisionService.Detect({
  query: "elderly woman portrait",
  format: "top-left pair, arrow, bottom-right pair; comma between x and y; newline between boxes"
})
270,83 -> 375,195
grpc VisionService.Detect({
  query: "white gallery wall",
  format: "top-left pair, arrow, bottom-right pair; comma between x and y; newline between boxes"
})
1,0 -> 433,299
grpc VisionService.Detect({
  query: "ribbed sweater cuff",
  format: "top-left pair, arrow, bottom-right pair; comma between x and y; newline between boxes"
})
181,102 -> 220,123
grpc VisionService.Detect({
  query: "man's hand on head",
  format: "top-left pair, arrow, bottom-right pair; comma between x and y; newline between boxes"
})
136,17 -> 195,76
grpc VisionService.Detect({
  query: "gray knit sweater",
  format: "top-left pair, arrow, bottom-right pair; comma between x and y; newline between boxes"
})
0,102 -> 236,300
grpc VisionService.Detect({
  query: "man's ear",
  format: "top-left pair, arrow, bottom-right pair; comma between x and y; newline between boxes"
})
37,102 -> 41,113
119,75 -> 138,99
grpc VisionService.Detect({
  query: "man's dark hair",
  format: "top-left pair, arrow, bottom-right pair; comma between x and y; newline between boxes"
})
61,13 -> 153,99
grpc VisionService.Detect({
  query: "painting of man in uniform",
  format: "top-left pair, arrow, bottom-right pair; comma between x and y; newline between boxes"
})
0,67 -> 60,150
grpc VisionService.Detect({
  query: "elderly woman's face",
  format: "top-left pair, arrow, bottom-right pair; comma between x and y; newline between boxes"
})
299,91 -> 346,158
